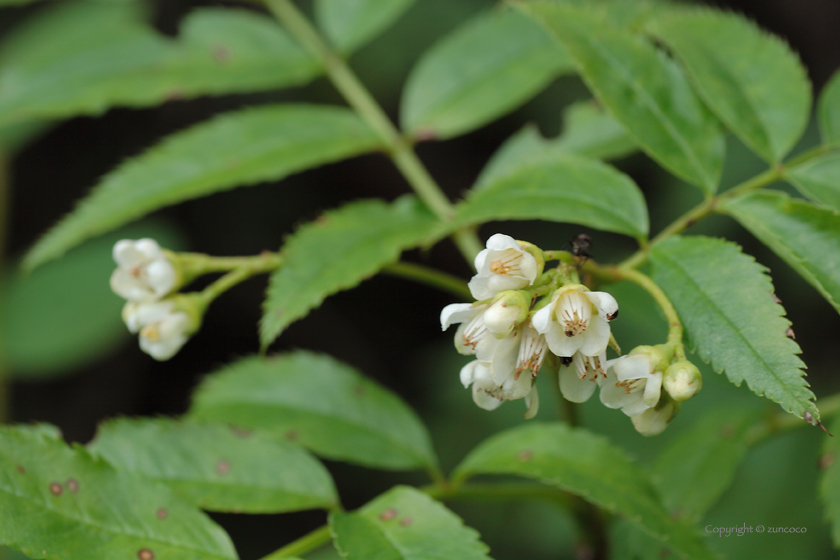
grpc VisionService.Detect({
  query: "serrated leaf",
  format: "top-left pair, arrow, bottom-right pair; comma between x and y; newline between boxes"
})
315,0 -> 415,53
519,2 -> 724,194
24,104 -> 381,269
650,406 -> 761,522
784,153 -> 840,213
721,190 -> 840,314
0,424 -> 237,560
0,3 -> 320,126
260,196 -> 439,345
2,220 -> 183,378
650,235 -> 817,419
453,423 -> 717,560
648,9 -> 810,162
455,153 -> 648,238
401,8 -> 574,140
819,415 -> 840,547
331,486 -> 490,560
476,100 -> 637,187
88,418 -> 338,514
818,69 -> 840,146
189,353 -> 438,471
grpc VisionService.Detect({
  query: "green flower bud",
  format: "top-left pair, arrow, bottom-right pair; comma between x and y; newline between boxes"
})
663,360 -> 703,401
516,240 -> 545,280
628,345 -> 670,374
632,398 -> 680,437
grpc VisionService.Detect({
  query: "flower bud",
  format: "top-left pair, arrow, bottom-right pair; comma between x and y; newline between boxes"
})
628,345 -> 670,374
663,360 -> 703,401
110,239 -> 182,302
631,398 -> 680,436
122,294 -> 204,361
484,291 -> 529,338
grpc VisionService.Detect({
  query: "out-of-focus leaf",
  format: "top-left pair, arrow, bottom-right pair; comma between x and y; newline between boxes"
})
0,3 -> 321,126
401,8 -> 574,140
648,9 -> 810,162
650,235 -> 817,419
260,197 -> 439,346
2,221 -> 183,378
331,486 -> 491,560
189,353 -> 439,471
722,190 -> 840,314
818,69 -> 840,146
650,406 -> 761,522
453,423 -> 717,560
476,100 -> 637,186
315,0 -> 416,53
519,3 -> 724,194
784,153 -> 840,213
455,154 -> 648,238
88,418 -> 338,514
0,424 -> 237,560
23,105 -> 381,269
819,415 -> 840,547
0,121 -> 50,153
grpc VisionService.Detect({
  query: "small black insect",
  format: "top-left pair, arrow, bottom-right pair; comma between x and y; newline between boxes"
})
569,233 -> 592,259
560,356 -> 574,367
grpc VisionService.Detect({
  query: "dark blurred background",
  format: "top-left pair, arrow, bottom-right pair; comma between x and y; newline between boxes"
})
2,1 -> 840,559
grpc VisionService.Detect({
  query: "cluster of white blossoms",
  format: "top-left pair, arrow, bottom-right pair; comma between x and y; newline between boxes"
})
442,234 -> 701,436
110,239 -> 201,360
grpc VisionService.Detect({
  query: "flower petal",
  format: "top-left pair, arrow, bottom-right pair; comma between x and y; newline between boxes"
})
472,383 -> 504,411
485,233 -> 521,252
643,371 -> 663,407
544,325 -> 582,357
531,305 -> 553,334
585,291 -> 619,321
559,365 -> 597,403
524,386 -> 540,419
440,303 -> 476,331
613,354 -> 651,382
467,276 -> 494,300
578,316 -> 611,356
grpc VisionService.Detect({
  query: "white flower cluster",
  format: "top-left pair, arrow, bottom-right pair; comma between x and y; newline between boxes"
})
110,239 -> 198,361
441,234 -> 699,435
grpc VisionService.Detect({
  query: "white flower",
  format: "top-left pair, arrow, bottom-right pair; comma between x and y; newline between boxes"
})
460,359 -> 534,412
122,297 -> 199,361
516,324 -> 548,380
632,400 -> 679,436
440,302 -> 497,359
532,285 -> 618,357
599,354 -> 663,417
468,234 -> 539,300
110,239 -> 178,302
558,351 -> 606,403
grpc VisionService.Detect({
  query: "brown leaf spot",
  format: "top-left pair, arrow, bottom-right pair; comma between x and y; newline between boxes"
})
156,508 -> 168,520
400,517 -> 413,527
66,479 -> 79,494
230,426 -> 253,439
718,424 -> 733,438
785,326 -> 796,340
138,548 -> 155,560
820,453 -> 835,470
16,465 -> 25,474
285,430 -> 299,441
165,88 -> 184,103
414,129 -> 437,142
216,460 -> 231,476
213,45 -> 231,64
49,482 -> 63,496
354,385 -> 365,396
517,450 -> 533,461
379,508 -> 397,521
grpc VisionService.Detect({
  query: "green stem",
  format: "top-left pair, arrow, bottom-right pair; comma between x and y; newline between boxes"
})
263,0 -> 483,264
258,525 -> 332,560
542,250 -> 575,265
0,151 -> 8,423
424,481 -> 573,508
198,254 -> 284,306
180,251 -> 283,277
382,262 -> 472,299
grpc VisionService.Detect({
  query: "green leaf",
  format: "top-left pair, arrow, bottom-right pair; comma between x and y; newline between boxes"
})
0,424 -> 237,560
260,196 -> 440,345
330,486 -> 491,560
315,0 -> 416,53
648,9 -> 810,162
650,235 -> 817,419
453,423 -> 717,560
88,418 -> 338,514
24,104 -> 381,269
519,3 -> 724,194
722,190 -> 840,314
818,69 -> 840,146
650,406 -> 761,522
819,415 -> 840,547
401,8 -> 574,140
476,100 -> 637,187
0,3 -> 321,126
2,220 -> 183,378
455,154 -> 648,238
189,353 -> 439,471
784,153 -> 840,213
